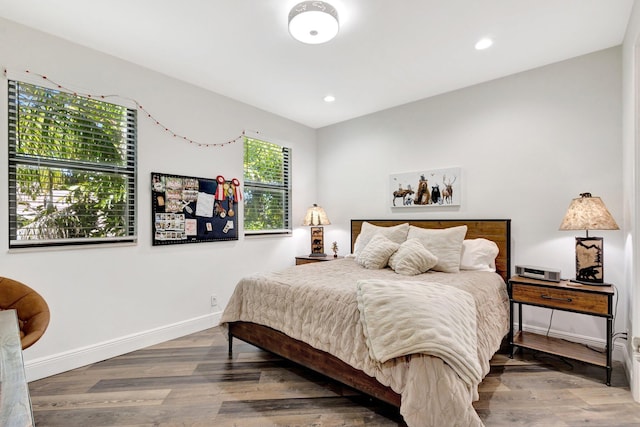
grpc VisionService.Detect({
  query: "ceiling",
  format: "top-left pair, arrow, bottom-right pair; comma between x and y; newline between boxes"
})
0,1 -> 634,129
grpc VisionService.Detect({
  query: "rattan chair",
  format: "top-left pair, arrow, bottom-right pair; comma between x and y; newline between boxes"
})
0,277 -> 50,349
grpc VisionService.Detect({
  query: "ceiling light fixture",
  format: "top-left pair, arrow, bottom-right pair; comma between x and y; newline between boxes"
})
288,1 -> 339,44
323,95 -> 335,103
475,37 -> 493,50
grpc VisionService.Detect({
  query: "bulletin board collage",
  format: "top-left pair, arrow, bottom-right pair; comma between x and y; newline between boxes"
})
151,172 -> 240,245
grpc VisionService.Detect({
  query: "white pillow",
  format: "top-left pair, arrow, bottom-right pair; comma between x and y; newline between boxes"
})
460,238 -> 499,272
353,222 -> 409,256
355,234 -> 400,269
389,238 -> 439,276
406,225 -> 467,273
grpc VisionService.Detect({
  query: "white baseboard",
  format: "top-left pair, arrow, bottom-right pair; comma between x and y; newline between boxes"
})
631,353 -> 640,402
520,324 -> 627,362
25,312 -> 222,382
620,345 -> 640,402
26,318 -> 627,384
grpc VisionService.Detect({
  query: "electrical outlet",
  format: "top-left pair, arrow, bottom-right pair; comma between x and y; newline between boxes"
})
210,295 -> 218,308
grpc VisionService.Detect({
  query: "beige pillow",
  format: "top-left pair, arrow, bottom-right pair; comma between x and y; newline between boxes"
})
460,238 -> 499,272
356,234 -> 400,269
389,238 -> 438,276
353,222 -> 409,256
406,225 -> 468,273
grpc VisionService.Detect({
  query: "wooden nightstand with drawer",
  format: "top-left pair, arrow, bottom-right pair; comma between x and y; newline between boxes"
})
508,275 -> 614,385
295,255 -> 343,265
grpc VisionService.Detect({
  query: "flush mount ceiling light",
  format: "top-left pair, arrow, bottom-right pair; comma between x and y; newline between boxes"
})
288,1 -> 339,44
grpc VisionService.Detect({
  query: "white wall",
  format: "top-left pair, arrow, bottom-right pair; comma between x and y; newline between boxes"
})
622,0 -> 640,401
0,18 -> 317,380
0,16 -> 628,383
317,47 -> 625,350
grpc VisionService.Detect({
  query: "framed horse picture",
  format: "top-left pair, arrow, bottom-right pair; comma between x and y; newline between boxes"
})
390,167 -> 461,208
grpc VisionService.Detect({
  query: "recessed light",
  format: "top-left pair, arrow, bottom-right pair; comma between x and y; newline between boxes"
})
475,37 -> 493,50
324,95 -> 336,103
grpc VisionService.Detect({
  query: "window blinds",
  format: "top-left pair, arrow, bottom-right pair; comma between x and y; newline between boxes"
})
8,80 -> 137,247
243,137 -> 291,234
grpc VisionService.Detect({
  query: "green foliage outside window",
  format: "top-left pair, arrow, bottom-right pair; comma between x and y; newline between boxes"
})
8,81 -> 136,247
243,137 -> 291,233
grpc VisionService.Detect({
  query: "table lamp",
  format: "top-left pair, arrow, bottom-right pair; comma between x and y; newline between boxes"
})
559,193 -> 619,285
302,204 -> 331,257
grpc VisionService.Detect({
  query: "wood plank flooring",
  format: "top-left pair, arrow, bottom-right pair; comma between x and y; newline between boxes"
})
28,327 -> 640,426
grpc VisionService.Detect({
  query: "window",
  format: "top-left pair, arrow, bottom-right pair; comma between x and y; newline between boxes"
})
8,80 -> 137,248
243,136 -> 291,234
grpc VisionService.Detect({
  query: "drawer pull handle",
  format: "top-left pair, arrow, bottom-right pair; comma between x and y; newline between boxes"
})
541,294 -> 572,303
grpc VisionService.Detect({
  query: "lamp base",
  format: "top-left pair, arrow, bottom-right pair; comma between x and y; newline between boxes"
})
574,236 -> 604,284
309,226 -> 325,257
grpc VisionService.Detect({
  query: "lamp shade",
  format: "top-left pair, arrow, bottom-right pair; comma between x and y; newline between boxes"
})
302,204 -> 331,226
559,193 -> 619,231
288,1 -> 339,44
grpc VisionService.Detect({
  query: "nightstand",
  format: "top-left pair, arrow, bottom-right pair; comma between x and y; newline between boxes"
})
508,275 -> 614,385
295,255 -> 343,265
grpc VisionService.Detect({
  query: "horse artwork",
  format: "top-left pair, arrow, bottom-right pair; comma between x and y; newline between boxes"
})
392,186 -> 415,206
390,167 -> 461,208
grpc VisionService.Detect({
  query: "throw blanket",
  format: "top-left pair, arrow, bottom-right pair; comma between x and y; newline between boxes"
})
356,279 -> 482,388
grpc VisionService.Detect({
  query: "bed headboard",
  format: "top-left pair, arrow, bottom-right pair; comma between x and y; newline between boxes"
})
351,219 -> 511,283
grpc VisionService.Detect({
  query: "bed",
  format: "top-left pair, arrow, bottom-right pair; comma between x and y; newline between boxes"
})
221,219 -> 511,426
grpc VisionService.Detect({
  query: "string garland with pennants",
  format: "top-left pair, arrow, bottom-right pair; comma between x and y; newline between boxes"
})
4,68 -> 244,148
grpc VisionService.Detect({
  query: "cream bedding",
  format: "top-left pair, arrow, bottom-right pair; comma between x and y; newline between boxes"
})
220,258 -> 509,427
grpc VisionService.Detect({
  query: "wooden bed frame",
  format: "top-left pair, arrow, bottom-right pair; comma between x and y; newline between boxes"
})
227,219 -> 511,407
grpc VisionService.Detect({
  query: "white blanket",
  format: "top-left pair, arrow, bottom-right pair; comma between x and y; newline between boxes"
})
357,279 -> 483,388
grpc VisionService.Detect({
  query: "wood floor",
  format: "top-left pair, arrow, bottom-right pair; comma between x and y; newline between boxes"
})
28,327 -> 640,426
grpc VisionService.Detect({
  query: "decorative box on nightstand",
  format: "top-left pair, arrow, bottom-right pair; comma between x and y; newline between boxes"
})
508,275 -> 614,385
295,255 -> 343,265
